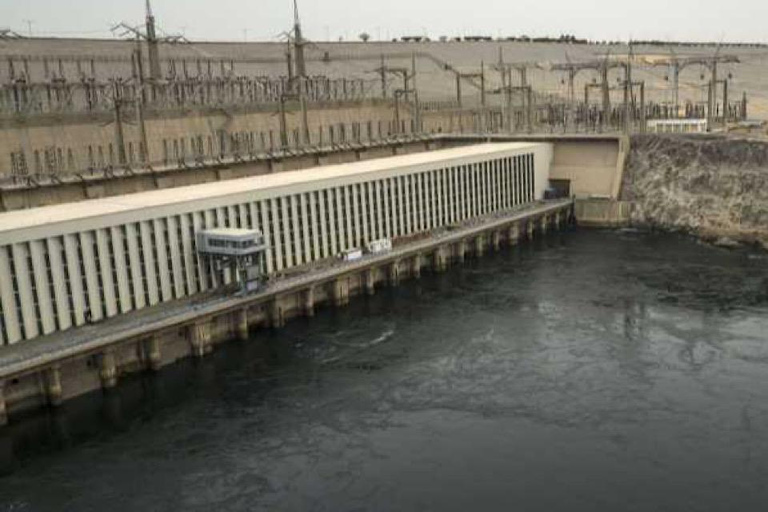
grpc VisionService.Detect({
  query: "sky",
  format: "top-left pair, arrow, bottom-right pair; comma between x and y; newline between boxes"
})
1,0 -> 767,43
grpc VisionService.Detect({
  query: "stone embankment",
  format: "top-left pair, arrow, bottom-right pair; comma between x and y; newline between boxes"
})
622,135 -> 768,249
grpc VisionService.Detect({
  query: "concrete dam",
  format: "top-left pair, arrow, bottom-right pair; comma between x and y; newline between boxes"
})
2,129 -> 767,424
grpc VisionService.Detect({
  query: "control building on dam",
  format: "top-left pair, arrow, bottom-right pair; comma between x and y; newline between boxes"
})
0,143 -> 550,347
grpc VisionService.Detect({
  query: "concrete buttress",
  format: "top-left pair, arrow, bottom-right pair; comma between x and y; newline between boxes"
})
189,321 -> 213,358
236,309 -> 249,341
492,231 -> 502,250
0,381 -> 7,426
145,337 -> 162,371
99,350 -> 118,389
433,246 -> 448,272
270,300 -> 285,328
365,269 -> 376,295
509,223 -> 520,245
333,279 -> 350,307
45,365 -> 63,407
475,236 -> 486,257
388,261 -> 400,286
412,254 -> 422,278
304,287 -> 315,317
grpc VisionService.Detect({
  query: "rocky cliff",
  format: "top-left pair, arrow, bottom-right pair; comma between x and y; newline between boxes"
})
622,135 -> 768,247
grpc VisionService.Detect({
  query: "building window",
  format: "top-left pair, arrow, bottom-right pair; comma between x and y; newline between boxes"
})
10,150 -> 28,176
7,249 -> 26,340
34,150 -> 42,174
76,237 -> 91,324
67,148 -> 76,171
60,238 -> 76,327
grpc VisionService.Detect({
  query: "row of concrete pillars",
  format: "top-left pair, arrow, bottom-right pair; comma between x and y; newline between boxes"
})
0,206 -> 573,426
261,208 -> 570,332
0,329 -> 170,426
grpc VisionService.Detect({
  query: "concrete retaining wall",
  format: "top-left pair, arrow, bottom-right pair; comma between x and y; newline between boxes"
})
549,139 -> 623,199
574,198 -> 633,227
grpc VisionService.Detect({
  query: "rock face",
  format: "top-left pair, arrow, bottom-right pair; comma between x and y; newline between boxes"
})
622,135 -> 768,247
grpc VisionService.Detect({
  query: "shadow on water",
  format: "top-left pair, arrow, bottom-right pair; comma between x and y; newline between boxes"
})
0,227 -> 631,477
0,245 -> 488,474
0,230 -> 574,476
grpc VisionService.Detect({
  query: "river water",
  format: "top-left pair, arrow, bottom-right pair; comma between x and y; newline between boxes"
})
2,229 -> 768,511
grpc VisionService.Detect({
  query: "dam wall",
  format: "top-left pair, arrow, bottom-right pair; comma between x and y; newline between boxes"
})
0,101 -> 502,200
1,134 -> 622,212
1,100 -> 412,177
0,136 -> 443,211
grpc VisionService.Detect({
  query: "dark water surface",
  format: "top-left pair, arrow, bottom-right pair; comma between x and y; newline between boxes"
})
2,230 -> 768,512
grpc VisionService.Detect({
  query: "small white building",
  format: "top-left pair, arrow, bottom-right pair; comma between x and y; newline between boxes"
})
647,119 -> 708,134
196,228 -> 267,290
339,248 -> 363,262
366,239 -> 393,254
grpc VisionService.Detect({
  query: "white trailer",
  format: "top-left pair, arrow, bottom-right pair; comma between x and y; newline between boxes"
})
366,238 -> 393,254
340,248 -> 364,262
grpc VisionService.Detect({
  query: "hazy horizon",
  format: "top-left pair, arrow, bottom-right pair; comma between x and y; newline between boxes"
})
1,0 -> 767,44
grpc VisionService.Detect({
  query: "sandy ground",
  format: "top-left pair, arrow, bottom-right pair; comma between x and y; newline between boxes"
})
2,38 -> 767,119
